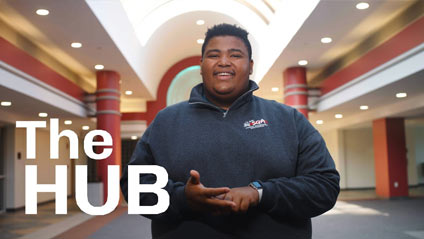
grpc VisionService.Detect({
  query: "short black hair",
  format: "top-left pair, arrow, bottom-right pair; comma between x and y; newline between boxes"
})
201,23 -> 252,60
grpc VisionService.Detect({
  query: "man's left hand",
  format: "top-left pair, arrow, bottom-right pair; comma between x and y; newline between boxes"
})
221,186 -> 259,213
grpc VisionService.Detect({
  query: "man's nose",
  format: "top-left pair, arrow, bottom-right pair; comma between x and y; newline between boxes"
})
218,56 -> 230,66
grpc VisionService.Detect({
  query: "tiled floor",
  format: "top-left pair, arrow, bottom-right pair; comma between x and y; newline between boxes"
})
0,186 -> 423,239
0,199 -> 81,239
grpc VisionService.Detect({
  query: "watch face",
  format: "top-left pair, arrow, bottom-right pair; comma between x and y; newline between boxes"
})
252,181 -> 262,188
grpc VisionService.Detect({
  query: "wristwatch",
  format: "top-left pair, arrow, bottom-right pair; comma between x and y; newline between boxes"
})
249,181 -> 263,203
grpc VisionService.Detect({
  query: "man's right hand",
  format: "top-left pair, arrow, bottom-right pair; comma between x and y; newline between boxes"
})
185,170 -> 236,215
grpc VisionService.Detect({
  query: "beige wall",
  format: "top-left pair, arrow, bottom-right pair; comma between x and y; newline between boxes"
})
406,125 -> 424,184
321,125 -> 423,190
344,128 -> 376,188
5,125 -> 88,209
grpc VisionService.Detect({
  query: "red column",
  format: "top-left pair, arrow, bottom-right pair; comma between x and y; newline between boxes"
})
96,71 -> 121,203
283,67 -> 308,118
372,118 -> 408,198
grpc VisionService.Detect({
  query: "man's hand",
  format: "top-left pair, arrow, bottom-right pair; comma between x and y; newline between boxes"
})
185,170 -> 236,214
222,186 -> 259,213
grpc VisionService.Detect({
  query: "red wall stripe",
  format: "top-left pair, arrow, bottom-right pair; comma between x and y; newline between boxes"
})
321,16 -> 424,95
0,37 -> 86,101
122,56 -> 201,125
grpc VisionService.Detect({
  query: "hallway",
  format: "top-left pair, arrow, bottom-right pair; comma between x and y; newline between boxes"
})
1,188 -> 423,239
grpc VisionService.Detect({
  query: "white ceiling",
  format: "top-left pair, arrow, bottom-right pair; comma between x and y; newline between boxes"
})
0,0 -> 422,131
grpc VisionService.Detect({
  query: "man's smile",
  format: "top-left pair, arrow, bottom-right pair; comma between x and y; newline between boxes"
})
214,71 -> 235,80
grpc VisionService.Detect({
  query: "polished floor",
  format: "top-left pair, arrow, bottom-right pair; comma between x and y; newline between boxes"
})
0,187 -> 423,239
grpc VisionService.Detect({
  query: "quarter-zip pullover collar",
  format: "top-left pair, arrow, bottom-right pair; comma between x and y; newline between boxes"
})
188,80 -> 259,114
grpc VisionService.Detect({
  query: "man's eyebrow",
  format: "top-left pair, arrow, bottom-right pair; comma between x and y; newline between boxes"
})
205,49 -> 220,54
228,48 -> 244,54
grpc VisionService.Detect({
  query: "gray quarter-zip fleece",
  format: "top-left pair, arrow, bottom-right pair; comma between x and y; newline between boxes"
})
121,80 -> 340,239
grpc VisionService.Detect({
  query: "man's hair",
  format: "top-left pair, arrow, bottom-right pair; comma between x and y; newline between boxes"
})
201,23 -> 252,60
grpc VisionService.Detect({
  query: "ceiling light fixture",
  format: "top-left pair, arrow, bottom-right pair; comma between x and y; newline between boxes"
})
360,105 -> 369,110
82,126 -> 90,130
335,114 -> 343,119
356,2 -> 369,10
131,136 -> 138,140
396,92 -> 407,98
64,120 -> 72,125
298,60 -> 308,66
125,90 -> 133,95
94,64 -> 104,70
71,42 -> 82,48
197,39 -> 204,44
316,120 -> 324,125
36,9 -> 49,16
38,112 -> 48,118
321,37 -> 332,44
196,20 -> 205,25
271,87 -> 279,92
1,101 -> 12,106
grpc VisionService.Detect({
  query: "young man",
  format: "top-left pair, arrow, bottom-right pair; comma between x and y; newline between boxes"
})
121,23 -> 340,239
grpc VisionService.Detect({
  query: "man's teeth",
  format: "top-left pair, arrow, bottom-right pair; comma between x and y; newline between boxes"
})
217,72 -> 232,76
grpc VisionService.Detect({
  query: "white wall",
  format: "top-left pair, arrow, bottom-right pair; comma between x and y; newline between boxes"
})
14,127 -> 73,208
4,124 -> 89,210
407,126 -> 424,184
406,126 -> 419,185
4,126 -> 15,209
321,129 -> 347,188
344,128 -> 376,188
321,124 -> 424,190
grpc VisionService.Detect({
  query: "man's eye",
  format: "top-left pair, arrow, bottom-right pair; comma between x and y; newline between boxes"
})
231,54 -> 242,58
208,54 -> 219,58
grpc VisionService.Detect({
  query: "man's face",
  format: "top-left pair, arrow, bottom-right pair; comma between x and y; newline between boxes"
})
201,36 -> 253,104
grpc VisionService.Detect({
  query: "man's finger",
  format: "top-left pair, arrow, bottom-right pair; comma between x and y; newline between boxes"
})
202,187 -> 231,197
205,197 -> 236,208
240,198 -> 250,212
189,170 -> 200,184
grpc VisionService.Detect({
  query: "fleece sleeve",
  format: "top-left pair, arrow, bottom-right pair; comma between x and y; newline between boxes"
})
258,110 -> 340,219
120,121 -> 191,222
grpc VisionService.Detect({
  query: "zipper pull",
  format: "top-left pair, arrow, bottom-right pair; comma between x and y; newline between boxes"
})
223,111 -> 228,118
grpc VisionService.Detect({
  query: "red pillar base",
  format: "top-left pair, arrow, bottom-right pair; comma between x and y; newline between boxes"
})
372,118 -> 408,198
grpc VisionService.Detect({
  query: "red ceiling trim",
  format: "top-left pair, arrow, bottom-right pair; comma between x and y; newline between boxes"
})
122,55 -> 201,125
320,16 -> 424,96
0,37 -> 86,101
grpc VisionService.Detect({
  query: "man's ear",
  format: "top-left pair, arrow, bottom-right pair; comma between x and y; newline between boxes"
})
249,59 -> 254,75
200,58 -> 203,75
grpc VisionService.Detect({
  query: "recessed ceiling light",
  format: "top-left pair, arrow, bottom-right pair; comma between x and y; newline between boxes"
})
71,42 -> 82,48
36,9 -> 49,16
321,37 -> 332,44
298,60 -> 308,66
64,120 -> 72,125
196,20 -> 205,25
335,114 -> 343,119
356,2 -> 369,10
38,112 -> 48,118
94,64 -> 104,70
1,101 -> 12,106
271,87 -> 279,92
125,90 -> 133,95
316,120 -> 324,125
197,39 -> 204,44
131,136 -> 138,140
360,105 -> 369,110
396,92 -> 407,98
82,126 -> 90,130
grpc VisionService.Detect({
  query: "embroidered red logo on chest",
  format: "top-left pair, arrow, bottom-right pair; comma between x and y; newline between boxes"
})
243,119 -> 269,129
